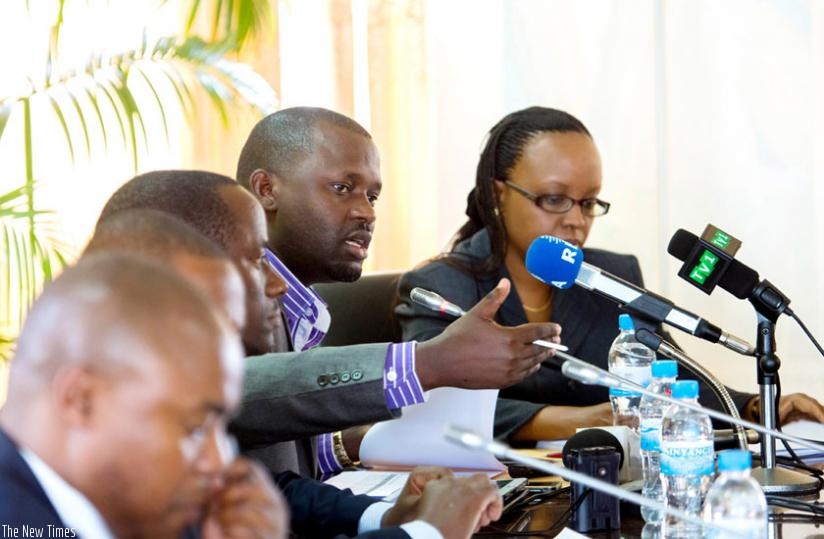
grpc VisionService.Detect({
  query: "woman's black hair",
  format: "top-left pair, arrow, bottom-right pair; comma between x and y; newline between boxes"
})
452,106 -> 592,274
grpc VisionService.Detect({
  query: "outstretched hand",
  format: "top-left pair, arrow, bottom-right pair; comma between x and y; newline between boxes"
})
382,467 -> 502,538
415,278 -> 562,390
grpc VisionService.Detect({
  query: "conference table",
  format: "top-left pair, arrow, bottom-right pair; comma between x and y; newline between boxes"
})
479,488 -> 824,538
477,450 -> 824,538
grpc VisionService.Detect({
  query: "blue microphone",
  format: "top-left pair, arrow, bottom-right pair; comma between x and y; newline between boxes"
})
525,235 -> 583,289
525,236 -> 754,356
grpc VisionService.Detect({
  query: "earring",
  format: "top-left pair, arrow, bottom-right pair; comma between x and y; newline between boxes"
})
493,207 -> 500,217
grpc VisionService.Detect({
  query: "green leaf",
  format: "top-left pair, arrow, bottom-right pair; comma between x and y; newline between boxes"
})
0,102 -> 12,143
65,86 -> 92,160
47,93 -> 76,163
95,77 -> 128,148
185,0 -> 202,35
195,71 -> 230,127
80,79 -> 109,151
133,65 -> 170,142
157,62 -> 194,120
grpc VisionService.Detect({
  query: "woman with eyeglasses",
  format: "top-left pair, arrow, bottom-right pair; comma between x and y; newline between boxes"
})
396,106 -> 784,442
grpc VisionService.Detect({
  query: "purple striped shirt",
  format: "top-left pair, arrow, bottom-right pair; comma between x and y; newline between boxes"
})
264,249 -> 425,475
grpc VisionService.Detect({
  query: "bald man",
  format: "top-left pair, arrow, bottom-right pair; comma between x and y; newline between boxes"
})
85,208 -> 247,330
0,253 -> 286,539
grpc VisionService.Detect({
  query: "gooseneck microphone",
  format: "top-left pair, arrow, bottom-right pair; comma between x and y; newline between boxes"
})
525,235 -> 755,356
444,425 -> 748,538
555,351 -> 824,459
409,287 -> 569,352
634,327 -> 748,450
409,287 -> 466,318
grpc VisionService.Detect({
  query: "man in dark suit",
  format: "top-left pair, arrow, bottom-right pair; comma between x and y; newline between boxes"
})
0,253 -> 287,538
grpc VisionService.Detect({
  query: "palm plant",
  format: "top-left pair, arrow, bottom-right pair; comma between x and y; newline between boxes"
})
0,0 -> 277,360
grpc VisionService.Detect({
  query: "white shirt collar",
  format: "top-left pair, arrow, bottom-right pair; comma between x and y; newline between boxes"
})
20,447 -> 117,539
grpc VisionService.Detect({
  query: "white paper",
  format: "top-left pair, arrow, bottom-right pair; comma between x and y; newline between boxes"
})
554,528 -> 589,538
359,387 -> 504,471
761,419 -> 824,462
324,470 -> 409,500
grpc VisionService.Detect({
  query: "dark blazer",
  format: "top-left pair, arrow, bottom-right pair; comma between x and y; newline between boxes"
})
0,429 -> 65,530
396,229 -> 753,439
275,471 -> 410,539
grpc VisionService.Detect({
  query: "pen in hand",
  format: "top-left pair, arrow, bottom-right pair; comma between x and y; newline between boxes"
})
410,287 -> 568,352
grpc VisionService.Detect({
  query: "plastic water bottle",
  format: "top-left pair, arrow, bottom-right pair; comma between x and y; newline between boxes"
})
702,450 -> 767,538
660,380 -> 714,538
608,314 -> 654,431
639,360 -> 678,524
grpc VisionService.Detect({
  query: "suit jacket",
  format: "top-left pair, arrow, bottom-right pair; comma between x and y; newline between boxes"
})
232,342 -> 401,475
0,428 -> 402,539
395,229 -> 753,439
0,429 -> 65,530
275,472 -> 410,539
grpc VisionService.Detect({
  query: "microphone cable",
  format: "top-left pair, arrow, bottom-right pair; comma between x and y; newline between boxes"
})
789,310 -> 824,359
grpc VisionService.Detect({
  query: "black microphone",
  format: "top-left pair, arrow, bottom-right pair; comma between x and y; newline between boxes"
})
668,228 -> 793,320
525,235 -> 755,356
562,429 -> 626,470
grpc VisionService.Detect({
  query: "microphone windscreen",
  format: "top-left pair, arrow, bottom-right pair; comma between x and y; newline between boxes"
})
525,236 -> 584,290
562,428 -> 625,469
718,259 -> 759,300
667,229 -> 698,261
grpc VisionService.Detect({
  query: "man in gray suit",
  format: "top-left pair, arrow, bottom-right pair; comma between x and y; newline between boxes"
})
234,107 -> 564,476
98,168 -> 560,478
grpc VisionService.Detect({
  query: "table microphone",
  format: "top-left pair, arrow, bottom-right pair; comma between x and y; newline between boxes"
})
556,351 -> 824,455
525,235 -> 755,356
409,287 -> 569,352
443,425 -> 748,538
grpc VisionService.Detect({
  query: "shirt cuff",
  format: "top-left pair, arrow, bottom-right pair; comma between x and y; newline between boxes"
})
358,501 -> 393,533
315,432 -> 342,476
400,521 -> 444,539
383,342 -> 426,410
358,504 -> 443,539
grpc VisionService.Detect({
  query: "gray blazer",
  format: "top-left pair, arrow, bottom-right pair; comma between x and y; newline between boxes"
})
396,229 -> 753,439
233,343 -> 400,476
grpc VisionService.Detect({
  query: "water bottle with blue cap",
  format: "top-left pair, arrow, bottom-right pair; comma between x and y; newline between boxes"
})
607,314 -> 654,431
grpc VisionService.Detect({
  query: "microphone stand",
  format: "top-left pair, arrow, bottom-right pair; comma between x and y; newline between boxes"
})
736,277 -> 814,495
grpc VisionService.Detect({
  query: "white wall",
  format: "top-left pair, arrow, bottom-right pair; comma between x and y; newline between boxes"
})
424,0 -> 824,399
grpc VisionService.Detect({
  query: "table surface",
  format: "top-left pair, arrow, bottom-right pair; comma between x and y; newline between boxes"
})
479,450 -> 824,538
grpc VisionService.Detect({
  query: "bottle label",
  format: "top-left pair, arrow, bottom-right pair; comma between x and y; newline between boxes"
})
608,365 -> 651,397
640,417 -> 662,451
660,440 -> 714,476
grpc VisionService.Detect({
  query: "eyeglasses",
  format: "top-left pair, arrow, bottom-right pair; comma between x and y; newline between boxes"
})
503,180 -> 610,217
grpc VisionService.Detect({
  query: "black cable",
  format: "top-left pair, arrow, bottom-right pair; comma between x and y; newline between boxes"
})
790,310 -> 824,359
766,495 -> 824,516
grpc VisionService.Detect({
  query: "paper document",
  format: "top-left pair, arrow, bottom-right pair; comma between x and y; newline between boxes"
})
359,387 -> 504,471
324,470 -> 409,501
765,420 -> 824,463
323,469 -> 500,502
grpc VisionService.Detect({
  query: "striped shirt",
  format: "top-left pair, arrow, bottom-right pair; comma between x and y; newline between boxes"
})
265,249 -> 426,474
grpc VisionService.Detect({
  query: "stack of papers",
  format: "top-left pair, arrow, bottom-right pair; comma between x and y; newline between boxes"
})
358,387 -> 505,472
771,420 -> 824,463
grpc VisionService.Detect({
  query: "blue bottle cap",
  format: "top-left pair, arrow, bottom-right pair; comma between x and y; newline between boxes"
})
671,380 -> 699,399
651,360 -> 678,378
618,314 -> 634,331
717,449 -> 752,472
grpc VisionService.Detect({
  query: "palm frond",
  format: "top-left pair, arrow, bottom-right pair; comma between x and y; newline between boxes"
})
0,102 -> 11,143
0,184 -> 71,337
184,0 -> 271,51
